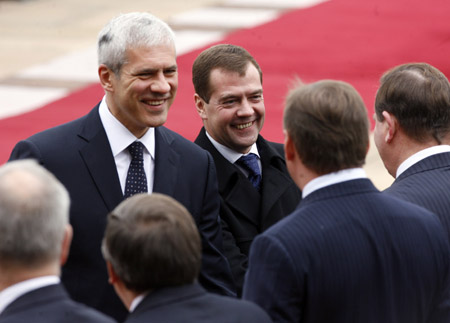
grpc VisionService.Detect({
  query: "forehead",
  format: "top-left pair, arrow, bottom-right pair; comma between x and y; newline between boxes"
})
124,44 -> 176,68
209,64 -> 262,95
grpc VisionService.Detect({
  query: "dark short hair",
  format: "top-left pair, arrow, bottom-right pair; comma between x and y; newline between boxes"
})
192,44 -> 262,103
375,63 -> 450,144
102,193 -> 201,293
284,80 -> 369,175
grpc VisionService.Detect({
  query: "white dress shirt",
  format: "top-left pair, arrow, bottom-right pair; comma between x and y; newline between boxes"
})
0,276 -> 60,315
205,131 -> 262,177
99,97 -> 155,194
302,168 -> 367,198
129,292 -> 148,312
396,145 -> 450,178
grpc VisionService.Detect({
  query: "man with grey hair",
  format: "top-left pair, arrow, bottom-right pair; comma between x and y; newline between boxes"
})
102,193 -> 271,323
9,12 -> 235,322
0,160 -> 115,323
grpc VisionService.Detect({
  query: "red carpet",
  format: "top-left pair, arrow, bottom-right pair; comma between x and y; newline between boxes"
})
1,0 -> 449,163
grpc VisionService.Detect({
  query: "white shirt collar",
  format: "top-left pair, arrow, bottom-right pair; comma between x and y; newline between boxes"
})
0,276 -> 60,315
396,145 -> 450,178
99,97 -> 155,160
302,168 -> 367,198
129,292 -> 148,312
205,131 -> 259,164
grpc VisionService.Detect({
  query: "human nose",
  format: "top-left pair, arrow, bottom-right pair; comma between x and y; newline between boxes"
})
150,73 -> 171,93
236,98 -> 254,117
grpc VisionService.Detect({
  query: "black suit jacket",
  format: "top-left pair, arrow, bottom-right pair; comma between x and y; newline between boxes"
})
9,105 -> 235,321
195,128 -> 301,292
125,282 -> 272,323
384,152 -> 450,242
0,284 -> 115,323
243,179 -> 450,322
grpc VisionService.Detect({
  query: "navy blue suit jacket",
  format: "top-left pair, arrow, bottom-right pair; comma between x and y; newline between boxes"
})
195,128 -> 301,293
243,178 -> 450,323
384,152 -> 450,242
0,284 -> 115,323
9,105 -> 235,321
125,282 -> 271,323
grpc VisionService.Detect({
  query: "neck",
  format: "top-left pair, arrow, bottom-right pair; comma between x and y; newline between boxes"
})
112,280 -> 143,310
0,262 -> 59,291
390,137 -> 441,177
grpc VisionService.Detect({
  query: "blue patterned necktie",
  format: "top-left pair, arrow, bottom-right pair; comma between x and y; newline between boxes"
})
236,153 -> 262,191
124,141 -> 148,198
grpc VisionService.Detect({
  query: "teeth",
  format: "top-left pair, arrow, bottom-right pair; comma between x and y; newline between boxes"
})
144,100 -> 164,106
236,122 -> 252,130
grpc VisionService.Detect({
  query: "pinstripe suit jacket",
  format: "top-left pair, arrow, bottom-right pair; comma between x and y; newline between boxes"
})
384,152 -> 450,242
243,178 -> 450,323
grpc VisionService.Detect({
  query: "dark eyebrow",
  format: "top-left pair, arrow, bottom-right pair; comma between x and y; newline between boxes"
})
249,89 -> 263,96
218,94 -> 240,102
165,65 -> 178,71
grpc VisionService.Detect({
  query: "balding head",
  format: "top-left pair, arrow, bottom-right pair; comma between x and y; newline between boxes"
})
0,160 -> 70,270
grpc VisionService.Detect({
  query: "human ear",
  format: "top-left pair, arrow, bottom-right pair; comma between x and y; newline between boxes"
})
194,94 -> 207,120
98,65 -> 115,92
382,111 -> 397,143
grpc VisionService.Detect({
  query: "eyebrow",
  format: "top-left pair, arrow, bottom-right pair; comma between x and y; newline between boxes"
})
218,89 -> 263,101
133,65 -> 178,75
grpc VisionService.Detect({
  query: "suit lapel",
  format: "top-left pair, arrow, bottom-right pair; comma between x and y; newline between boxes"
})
78,106 -> 123,211
152,127 -> 180,196
257,138 -> 295,222
195,128 -> 260,226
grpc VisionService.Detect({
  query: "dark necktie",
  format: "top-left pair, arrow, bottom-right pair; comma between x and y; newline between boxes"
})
236,153 -> 262,191
124,141 -> 148,198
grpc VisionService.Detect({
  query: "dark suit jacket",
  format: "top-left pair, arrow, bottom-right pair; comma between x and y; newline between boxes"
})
125,282 -> 271,323
194,128 -> 301,292
0,284 -> 115,323
9,105 -> 235,321
243,178 -> 450,323
384,152 -> 450,242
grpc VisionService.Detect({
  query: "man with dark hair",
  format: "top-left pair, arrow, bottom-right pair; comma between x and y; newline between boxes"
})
8,12 -> 235,321
374,62 -> 450,241
243,80 -> 450,322
192,44 -> 301,293
0,160 -> 115,323
102,193 -> 272,323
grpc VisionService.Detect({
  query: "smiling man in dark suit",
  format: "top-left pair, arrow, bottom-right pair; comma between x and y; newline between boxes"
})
243,80 -> 450,322
192,44 -> 301,293
0,160 -> 115,323
374,62 -> 450,242
8,12 -> 235,322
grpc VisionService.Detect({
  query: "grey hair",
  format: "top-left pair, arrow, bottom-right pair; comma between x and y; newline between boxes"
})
97,12 -> 176,75
0,160 -> 70,268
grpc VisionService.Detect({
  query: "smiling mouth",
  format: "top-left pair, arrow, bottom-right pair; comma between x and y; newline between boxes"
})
235,122 -> 253,130
142,100 -> 165,106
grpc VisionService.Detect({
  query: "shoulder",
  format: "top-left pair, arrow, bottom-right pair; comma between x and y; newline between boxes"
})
156,126 -> 211,159
199,293 -> 272,322
257,136 -> 284,158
